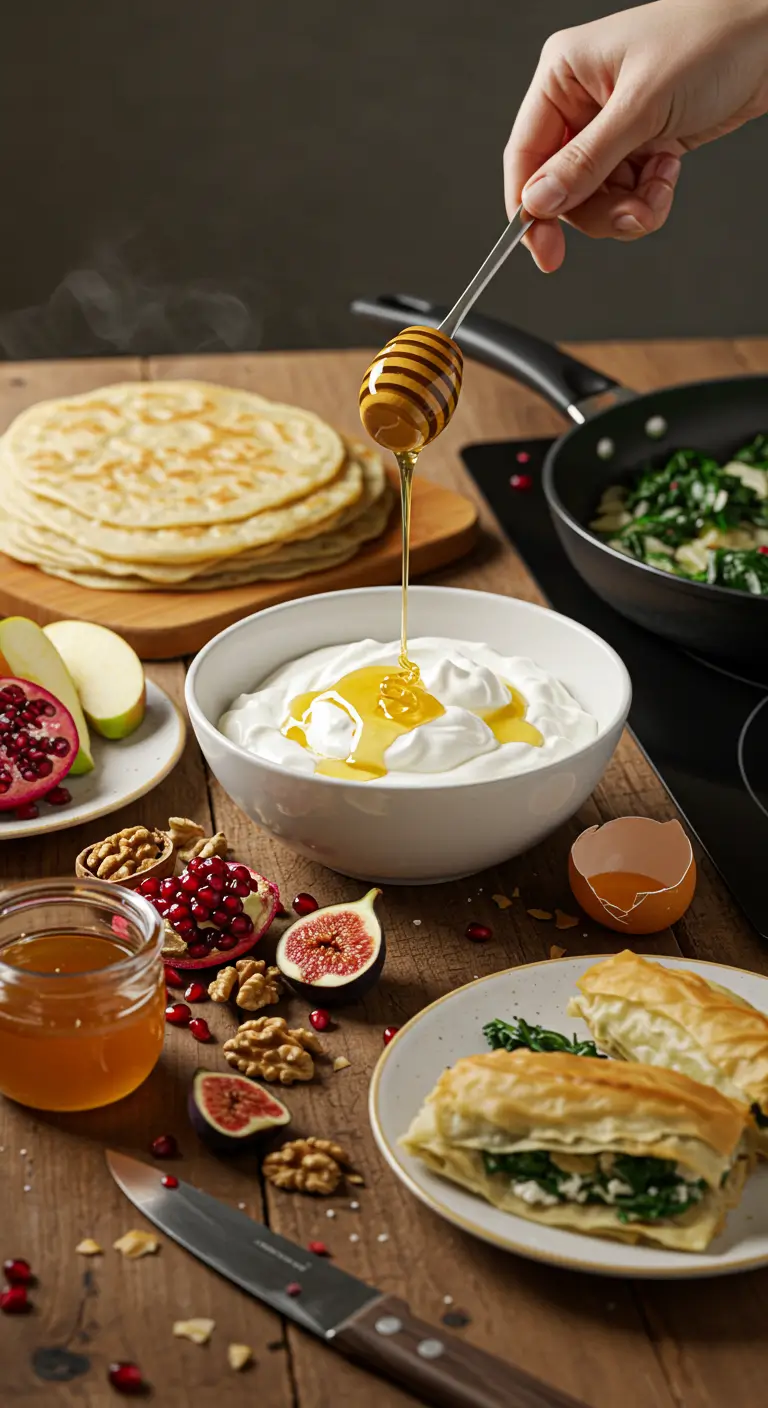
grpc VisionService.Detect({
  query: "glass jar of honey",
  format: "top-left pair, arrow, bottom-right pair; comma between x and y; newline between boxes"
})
0,877 -> 165,1112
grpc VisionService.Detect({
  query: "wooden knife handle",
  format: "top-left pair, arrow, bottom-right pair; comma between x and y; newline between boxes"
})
334,1295 -> 589,1408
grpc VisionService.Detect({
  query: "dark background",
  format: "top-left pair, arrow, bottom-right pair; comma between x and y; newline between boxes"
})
1,0 -> 766,359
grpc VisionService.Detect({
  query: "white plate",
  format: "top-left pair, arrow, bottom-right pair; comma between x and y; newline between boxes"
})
0,681 -> 186,839
370,954 -> 768,1279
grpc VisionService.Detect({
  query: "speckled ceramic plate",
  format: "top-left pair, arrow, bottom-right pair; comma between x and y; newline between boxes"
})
0,680 -> 186,839
370,955 -> 768,1279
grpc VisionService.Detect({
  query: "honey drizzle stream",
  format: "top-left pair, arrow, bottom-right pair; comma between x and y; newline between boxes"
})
395,449 -> 419,685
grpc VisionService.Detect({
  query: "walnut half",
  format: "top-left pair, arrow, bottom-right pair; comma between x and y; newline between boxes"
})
76,826 -> 173,885
167,817 -> 228,866
223,1016 -> 322,1085
209,958 -> 283,1011
262,1137 -> 350,1195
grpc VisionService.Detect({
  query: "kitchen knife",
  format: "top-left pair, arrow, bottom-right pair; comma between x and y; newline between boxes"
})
107,1151 -> 588,1408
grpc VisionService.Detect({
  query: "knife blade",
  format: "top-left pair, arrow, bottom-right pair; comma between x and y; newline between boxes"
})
106,1150 -> 588,1408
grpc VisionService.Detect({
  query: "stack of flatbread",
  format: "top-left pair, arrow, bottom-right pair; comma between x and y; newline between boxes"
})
0,381 -> 392,591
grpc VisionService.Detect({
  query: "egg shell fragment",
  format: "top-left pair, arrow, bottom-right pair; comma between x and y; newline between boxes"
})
569,817 -> 696,934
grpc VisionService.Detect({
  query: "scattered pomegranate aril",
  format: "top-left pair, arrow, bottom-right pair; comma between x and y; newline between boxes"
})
292,892 -> 319,917
3,1257 -> 32,1285
307,1241 -> 330,1256
184,981 -> 208,1003
383,1026 -> 399,1045
0,1285 -> 29,1314
164,967 -> 185,990
189,1017 -> 211,1042
509,472 -> 533,491
165,1002 -> 191,1026
161,1175 -> 179,1189
14,802 -> 39,821
759,545 -> 768,556
285,1281 -> 302,1297
308,1009 -> 331,1032
150,1133 -> 178,1159
108,1361 -> 145,1395
515,450 -> 530,464
45,785 -> 71,807
465,922 -> 493,942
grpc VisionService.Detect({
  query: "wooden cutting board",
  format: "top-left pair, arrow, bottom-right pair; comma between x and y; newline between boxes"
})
0,471 -> 477,659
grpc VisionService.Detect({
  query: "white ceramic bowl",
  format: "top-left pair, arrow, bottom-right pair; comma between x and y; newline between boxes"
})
185,587 -> 631,884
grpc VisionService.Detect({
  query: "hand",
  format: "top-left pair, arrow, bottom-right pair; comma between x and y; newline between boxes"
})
504,0 -> 768,270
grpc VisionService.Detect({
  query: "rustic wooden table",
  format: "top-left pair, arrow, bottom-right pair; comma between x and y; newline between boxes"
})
2,342 -> 767,1408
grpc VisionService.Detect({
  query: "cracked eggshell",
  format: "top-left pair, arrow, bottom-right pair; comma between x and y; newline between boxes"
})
568,817 -> 696,935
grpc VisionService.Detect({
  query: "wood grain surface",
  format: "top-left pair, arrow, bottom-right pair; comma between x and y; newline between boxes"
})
2,341 -> 767,1408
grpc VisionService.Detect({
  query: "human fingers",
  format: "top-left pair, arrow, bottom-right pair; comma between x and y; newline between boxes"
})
521,92 -> 655,220
521,220 -> 567,273
564,151 -> 682,240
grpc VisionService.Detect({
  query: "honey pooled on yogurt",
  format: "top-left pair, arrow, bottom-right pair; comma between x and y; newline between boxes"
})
281,666 -> 542,783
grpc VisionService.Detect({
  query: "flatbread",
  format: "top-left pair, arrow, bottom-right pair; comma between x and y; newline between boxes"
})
0,381 -> 346,527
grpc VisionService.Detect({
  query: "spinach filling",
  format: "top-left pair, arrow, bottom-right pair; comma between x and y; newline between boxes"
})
483,1016 -> 603,1059
592,440 -> 768,596
751,1102 -> 768,1129
482,1150 -> 707,1225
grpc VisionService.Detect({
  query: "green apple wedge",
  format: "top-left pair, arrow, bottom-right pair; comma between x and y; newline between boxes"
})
43,620 -> 146,740
0,616 -> 94,773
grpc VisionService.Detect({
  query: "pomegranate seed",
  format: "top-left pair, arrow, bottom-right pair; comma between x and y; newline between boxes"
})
670,480 -> 679,490
184,981 -> 207,1003
190,901 -> 209,921
285,1282 -> 302,1297
292,892 -> 319,917
230,864 -> 251,885
150,1133 -> 178,1159
221,893 -> 242,915
153,899 -> 171,918
167,902 -> 191,926
45,785 -> 71,806
215,933 -> 239,951
515,450 -> 530,463
139,876 -> 162,897
165,1002 -> 191,1026
232,880 -> 251,897
196,887 -> 217,910
3,1258 -> 31,1285
186,857 -> 205,873
189,1017 -> 211,1042
185,943 -> 209,960
466,922 -> 493,942
173,919 -> 197,939
160,878 -> 178,899
309,1009 -> 331,1031
510,472 -> 533,491
211,907 -> 229,927
759,546 -> 768,556
0,1285 -> 29,1314
308,1240 -> 330,1256
383,1026 -> 399,1045
161,1175 -> 179,1189
179,872 -> 201,894
108,1362 -> 144,1394
14,802 -> 39,821
228,913 -> 253,937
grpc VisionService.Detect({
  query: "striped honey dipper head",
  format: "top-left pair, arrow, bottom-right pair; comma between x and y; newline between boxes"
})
359,325 -> 463,454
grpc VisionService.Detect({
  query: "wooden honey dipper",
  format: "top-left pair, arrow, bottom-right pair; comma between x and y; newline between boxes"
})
360,204 -> 533,453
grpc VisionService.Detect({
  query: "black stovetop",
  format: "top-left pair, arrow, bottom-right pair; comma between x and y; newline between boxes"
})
461,437 -> 768,943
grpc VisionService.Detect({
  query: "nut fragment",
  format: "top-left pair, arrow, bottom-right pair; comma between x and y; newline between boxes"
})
332,1056 -> 351,1072
76,826 -> 173,885
76,1238 -> 103,1256
527,908 -> 553,922
167,817 -> 228,866
235,958 -> 283,1011
223,1016 -> 321,1084
208,967 -> 238,1003
263,1137 -> 350,1195
549,944 -> 567,960
114,1230 -> 159,1259
173,1318 -> 215,1345
228,1343 -> 253,1372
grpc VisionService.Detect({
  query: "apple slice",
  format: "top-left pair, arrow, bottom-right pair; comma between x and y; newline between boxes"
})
43,620 -> 146,740
0,616 -> 94,774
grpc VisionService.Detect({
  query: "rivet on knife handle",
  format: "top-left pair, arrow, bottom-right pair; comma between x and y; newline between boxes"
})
333,1295 -> 589,1408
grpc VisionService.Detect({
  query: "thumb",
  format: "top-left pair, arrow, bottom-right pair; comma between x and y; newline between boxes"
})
522,94 -> 653,218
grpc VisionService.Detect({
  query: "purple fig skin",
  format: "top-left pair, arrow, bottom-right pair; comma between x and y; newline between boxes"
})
275,893 -> 385,1008
188,1069 -> 290,1152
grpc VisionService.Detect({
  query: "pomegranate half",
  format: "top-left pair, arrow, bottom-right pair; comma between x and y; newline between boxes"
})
140,857 -> 280,970
0,677 -> 78,812
276,887 -> 385,1006
188,1069 -> 290,1150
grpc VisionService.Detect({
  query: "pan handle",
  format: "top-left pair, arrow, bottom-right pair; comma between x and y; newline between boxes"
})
351,294 -> 627,423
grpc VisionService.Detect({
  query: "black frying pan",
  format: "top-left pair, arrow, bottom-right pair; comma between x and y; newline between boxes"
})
352,294 -> 768,665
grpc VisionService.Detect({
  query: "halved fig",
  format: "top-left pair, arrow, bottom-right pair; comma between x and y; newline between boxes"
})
276,888 -> 384,1006
188,1069 -> 290,1150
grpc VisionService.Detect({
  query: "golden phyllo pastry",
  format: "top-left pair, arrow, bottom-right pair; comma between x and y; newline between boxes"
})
401,1049 -> 751,1251
568,951 -> 768,1153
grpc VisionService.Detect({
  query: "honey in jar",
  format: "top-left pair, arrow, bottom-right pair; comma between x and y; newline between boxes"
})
0,878 -> 165,1111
